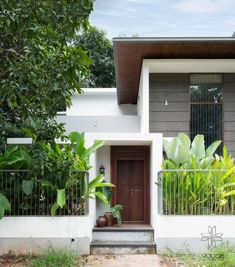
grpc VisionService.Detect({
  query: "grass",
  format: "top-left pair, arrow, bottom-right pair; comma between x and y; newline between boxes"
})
28,248 -> 79,267
165,245 -> 235,267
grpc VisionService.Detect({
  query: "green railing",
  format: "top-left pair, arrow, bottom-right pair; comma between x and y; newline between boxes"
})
158,169 -> 235,215
0,170 -> 89,216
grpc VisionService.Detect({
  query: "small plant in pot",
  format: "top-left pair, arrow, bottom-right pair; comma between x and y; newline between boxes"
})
111,204 -> 123,225
97,181 -> 115,226
103,187 -> 115,226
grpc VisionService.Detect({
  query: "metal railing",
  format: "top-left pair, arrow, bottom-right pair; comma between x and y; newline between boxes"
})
0,170 -> 89,216
158,169 -> 235,215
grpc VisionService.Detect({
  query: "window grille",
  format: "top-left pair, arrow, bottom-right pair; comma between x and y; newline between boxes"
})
190,74 -> 223,152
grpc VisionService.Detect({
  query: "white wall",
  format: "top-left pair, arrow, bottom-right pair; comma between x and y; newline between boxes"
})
0,217 -> 91,238
96,146 -> 111,217
57,88 -> 140,134
0,216 -> 92,255
57,115 -> 140,134
150,135 -> 163,229
137,64 -> 149,133
147,59 -> 235,73
67,89 -> 137,116
156,216 -> 235,253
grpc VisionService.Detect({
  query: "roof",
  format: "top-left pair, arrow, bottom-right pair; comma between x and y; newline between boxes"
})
113,37 -> 235,104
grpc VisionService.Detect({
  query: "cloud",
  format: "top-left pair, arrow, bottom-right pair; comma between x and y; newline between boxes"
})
92,0 -> 138,18
124,0 -> 156,3
174,0 -> 234,14
91,0 -> 235,38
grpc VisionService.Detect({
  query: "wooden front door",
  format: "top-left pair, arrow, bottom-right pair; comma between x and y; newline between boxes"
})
111,146 -> 150,224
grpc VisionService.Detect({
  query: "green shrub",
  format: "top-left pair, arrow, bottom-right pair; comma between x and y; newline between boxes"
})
28,248 -> 78,267
160,133 -> 235,215
0,131 -> 114,217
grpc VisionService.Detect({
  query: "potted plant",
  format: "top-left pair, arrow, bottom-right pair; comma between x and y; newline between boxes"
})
111,204 -> 123,225
102,186 -> 115,226
104,209 -> 115,226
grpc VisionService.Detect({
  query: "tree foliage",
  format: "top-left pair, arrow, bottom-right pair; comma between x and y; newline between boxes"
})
75,26 -> 115,88
0,0 -> 93,145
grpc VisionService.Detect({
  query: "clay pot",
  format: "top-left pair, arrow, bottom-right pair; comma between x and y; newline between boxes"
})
104,212 -> 115,226
96,216 -> 107,227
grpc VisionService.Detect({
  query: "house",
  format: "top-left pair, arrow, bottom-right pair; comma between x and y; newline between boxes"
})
2,37 -> 235,255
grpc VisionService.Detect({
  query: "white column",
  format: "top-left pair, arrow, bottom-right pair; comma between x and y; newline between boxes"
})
138,61 -> 149,134
85,134 -> 97,227
150,134 -> 163,231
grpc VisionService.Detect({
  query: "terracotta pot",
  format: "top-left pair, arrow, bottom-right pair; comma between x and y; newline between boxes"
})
104,212 -> 114,226
96,216 -> 107,227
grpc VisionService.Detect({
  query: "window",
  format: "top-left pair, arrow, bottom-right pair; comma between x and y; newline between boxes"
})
190,74 -> 223,151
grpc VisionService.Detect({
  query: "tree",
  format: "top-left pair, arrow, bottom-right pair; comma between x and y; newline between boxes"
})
0,0 -> 93,146
75,26 -> 115,88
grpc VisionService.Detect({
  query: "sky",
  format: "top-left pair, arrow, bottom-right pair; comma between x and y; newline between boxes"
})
90,0 -> 235,39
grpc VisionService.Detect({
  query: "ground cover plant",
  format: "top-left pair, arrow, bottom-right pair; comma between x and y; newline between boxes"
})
164,245 -> 235,267
28,248 -> 78,267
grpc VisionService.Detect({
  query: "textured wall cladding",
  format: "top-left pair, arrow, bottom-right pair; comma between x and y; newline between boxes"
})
149,73 -> 190,137
149,73 -> 235,156
223,73 -> 235,156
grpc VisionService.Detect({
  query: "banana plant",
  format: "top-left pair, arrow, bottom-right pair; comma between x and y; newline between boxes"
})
0,145 -> 32,170
163,133 -> 221,168
69,132 -> 104,170
161,133 -> 229,215
41,173 -> 114,215
38,131 -> 114,215
82,174 -> 115,205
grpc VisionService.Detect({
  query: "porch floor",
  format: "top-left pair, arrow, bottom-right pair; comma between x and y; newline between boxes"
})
93,224 -> 153,231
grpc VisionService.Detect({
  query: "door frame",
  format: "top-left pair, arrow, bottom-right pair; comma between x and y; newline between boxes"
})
111,146 -> 150,224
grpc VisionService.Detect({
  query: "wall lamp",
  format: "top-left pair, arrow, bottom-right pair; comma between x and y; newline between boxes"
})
99,164 -> 105,174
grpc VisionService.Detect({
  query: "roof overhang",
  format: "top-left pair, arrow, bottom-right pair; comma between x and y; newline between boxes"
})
113,37 -> 235,104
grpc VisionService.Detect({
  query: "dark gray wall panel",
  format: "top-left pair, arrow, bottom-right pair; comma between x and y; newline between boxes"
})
150,112 -> 189,122
224,132 -> 235,141
150,73 -> 189,83
224,122 -> 235,132
150,101 -> 189,112
149,73 -> 235,156
150,92 -> 189,101
223,93 -> 235,102
223,102 -> 235,112
219,73 -> 235,155
224,112 -> 235,122
160,131 -> 190,137
150,122 -> 189,132
149,73 -> 190,136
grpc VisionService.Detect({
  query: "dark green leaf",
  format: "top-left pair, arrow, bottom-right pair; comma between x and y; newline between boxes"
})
22,180 -> 34,195
0,193 -> 11,219
57,189 -> 66,208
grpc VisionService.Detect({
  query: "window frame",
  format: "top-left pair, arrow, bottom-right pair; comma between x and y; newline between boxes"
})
189,73 -> 224,148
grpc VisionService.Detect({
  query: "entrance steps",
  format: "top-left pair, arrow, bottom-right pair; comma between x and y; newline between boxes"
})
90,225 -> 156,255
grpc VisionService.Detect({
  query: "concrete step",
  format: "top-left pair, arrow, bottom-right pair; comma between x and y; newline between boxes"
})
92,228 -> 154,242
90,241 -> 156,255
